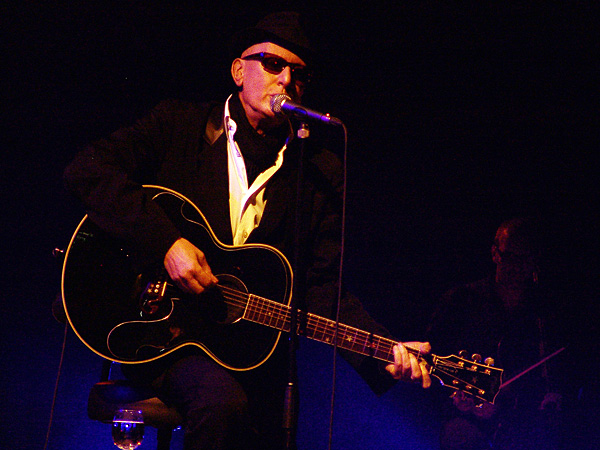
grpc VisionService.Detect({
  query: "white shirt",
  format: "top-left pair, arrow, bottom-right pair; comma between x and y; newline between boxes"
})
224,96 -> 289,245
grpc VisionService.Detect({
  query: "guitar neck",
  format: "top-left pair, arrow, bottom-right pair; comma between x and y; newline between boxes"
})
234,287 -> 502,404
243,292 -> 406,364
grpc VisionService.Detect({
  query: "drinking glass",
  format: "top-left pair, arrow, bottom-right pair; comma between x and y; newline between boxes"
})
112,409 -> 144,449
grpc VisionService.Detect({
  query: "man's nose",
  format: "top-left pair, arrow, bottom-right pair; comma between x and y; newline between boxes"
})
278,66 -> 293,86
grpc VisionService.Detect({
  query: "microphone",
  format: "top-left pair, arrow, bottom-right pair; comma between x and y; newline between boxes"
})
270,94 -> 343,126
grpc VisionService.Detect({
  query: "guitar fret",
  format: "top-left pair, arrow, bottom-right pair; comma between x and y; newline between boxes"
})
244,295 -> 290,332
275,303 -> 287,328
361,332 -> 371,355
372,336 -> 381,358
246,295 -> 265,325
253,296 -> 269,326
305,315 -> 377,358
307,316 -> 317,340
342,327 -> 357,351
319,317 -> 332,343
265,298 -> 276,327
313,316 -> 327,341
242,295 -> 255,321
307,314 -> 334,344
382,339 -> 395,362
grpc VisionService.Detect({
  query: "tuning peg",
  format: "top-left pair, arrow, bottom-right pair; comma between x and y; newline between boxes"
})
484,357 -> 495,366
471,353 -> 482,363
459,350 -> 468,358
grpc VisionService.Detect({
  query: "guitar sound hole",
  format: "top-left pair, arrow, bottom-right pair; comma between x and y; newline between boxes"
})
208,274 -> 248,325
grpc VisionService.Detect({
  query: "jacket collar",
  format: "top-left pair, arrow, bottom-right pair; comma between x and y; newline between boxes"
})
204,103 -> 225,146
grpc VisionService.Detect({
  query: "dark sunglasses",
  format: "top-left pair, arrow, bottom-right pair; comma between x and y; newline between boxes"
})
242,52 -> 313,84
494,247 -> 534,264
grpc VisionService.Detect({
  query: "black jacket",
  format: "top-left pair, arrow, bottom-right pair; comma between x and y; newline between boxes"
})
64,98 -> 395,394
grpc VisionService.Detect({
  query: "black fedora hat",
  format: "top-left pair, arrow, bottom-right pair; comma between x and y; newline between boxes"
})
230,11 -> 315,65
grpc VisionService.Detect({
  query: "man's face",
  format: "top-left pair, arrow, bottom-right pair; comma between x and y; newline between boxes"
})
232,42 -> 308,132
493,230 -> 538,287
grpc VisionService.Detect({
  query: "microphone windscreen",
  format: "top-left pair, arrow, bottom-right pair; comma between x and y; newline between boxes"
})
270,94 -> 291,114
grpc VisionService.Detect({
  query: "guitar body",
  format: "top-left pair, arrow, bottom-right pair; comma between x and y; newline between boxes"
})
61,186 -> 293,370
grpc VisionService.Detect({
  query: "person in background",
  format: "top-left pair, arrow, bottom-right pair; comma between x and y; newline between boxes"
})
426,217 -> 567,450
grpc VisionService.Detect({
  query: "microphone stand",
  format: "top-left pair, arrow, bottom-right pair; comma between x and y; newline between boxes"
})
283,122 -> 310,450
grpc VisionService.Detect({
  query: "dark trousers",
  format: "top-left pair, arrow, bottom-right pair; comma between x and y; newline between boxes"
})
125,349 -> 289,450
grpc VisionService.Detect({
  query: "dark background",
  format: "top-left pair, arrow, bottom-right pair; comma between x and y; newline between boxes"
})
2,2 -> 598,449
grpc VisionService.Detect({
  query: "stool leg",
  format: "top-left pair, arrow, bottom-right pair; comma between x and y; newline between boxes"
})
156,427 -> 173,450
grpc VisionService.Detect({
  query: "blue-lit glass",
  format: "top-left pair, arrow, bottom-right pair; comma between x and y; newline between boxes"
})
112,409 -> 144,450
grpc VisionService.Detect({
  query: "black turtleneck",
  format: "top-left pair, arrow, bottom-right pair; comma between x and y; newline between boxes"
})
228,94 -> 291,185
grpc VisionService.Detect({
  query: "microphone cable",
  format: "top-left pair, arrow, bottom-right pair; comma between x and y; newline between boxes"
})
327,122 -> 348,450
43,319 -> 69,450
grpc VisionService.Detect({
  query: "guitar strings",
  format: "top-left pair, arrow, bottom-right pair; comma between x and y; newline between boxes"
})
162,283 -> 495,401
217,284 -> 394,354
224,288 -> 422,362
214,284 -> 404,363
172,284 -> 496,397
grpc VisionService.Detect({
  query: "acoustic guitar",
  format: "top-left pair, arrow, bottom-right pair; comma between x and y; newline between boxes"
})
61,186 -> 503,403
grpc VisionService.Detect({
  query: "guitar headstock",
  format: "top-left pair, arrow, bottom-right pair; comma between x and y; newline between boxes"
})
429,352 -> 503,404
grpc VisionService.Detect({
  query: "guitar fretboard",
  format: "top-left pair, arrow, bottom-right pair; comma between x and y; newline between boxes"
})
216,278 -> 501,403
242,293 -> 402,364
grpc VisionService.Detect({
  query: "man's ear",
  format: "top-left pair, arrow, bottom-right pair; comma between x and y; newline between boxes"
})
231,59 -> 244,87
